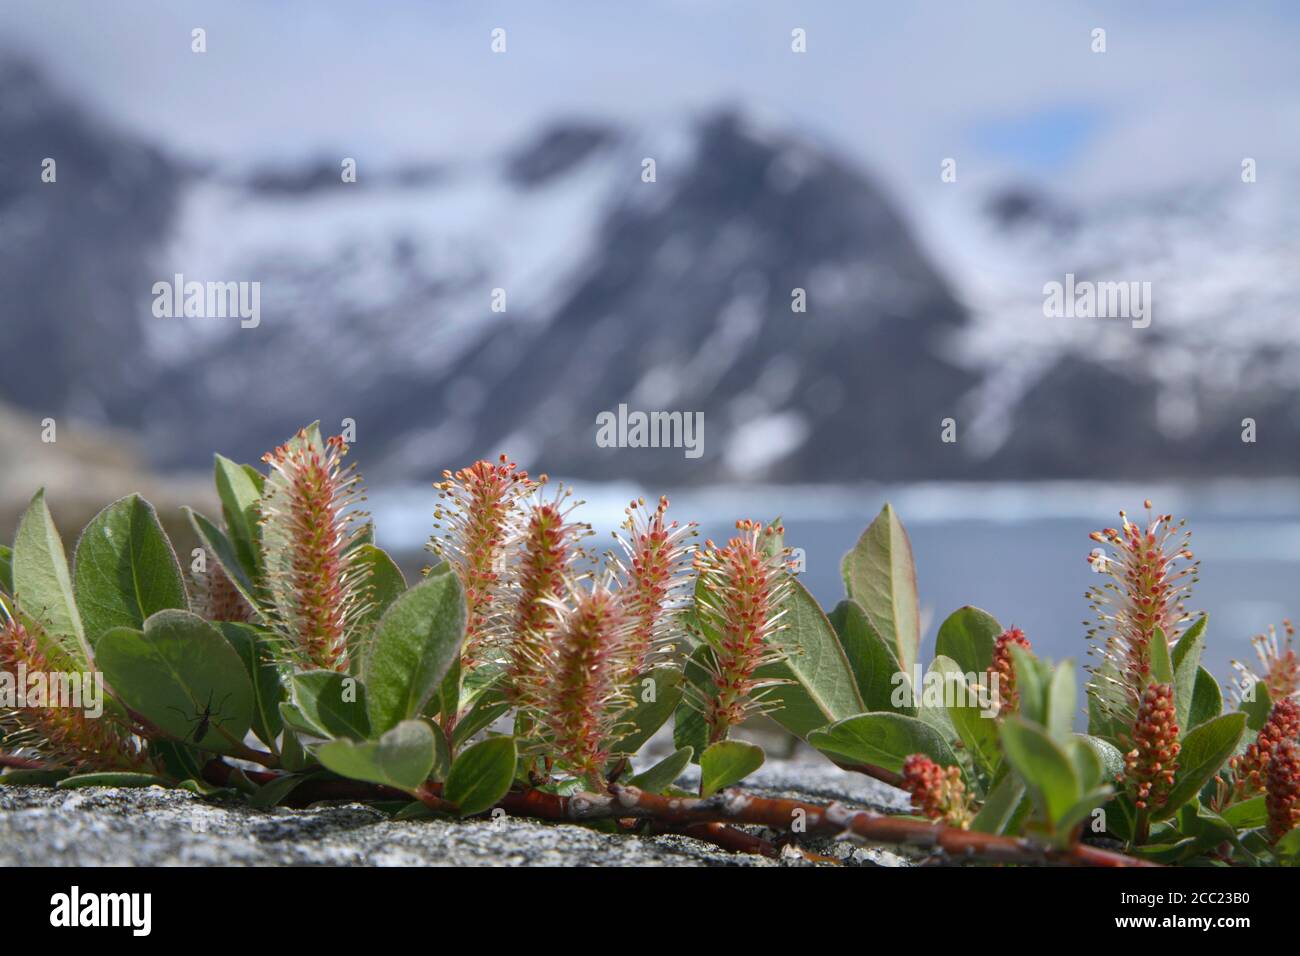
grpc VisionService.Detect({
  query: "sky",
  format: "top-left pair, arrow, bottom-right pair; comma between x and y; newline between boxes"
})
3,0 -> 1298,210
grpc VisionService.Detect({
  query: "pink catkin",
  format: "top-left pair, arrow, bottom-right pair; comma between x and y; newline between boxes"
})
1232,697 -> 1300,800
536,585 -> 629,789
506,484 -> 586,704
987,627 -> 1031,714
1086,501 -> 1198,720
902,754 -> 972,828
431,456 -> 533,673
0,612 -> 149,772
261,431 -> 368,672
1122,682 -> 1180,812
694,520 -> 791,744
615,496 -> 695,677
1266,739 -> 1300,843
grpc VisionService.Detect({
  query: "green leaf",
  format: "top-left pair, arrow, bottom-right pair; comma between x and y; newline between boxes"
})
1065,736 -> 1104,792
756,578 -> 865,738
1149,626 -> 1174,686
1172,616 -> 1207,735
248,772 -> 321,809
1079,733 -> 1126,784
1010,645 -> 1046,724
0,544 -> 13,594
673,644 -> 716,760
13,489 -> 88,665
931,655 -> 1000,781
827,599 -> 912,714
214,454 -> 263,581
934,606 -> 1000,675
354,544 -> 407,627
1055,787 -> 1114,839
56,772 -> 171,790
700,740 -> 765,796
609,666 -> 683,755
840,503 -> 920,675
1220,795 -> 1267,830
1153,712 -> 1246,820
451,677 -> 512,750
998,717 -> 1080,828
444,735 -> 517,815
279,702 -> 327,739
431,723 -> 451,781
279,723 -> 310,771
1,768 -> 69,786
970,772 -> 1027,835
184,508 -> 264,621
1045,659 -> 1077,741
291,670 -> 370,740
362,571 -> 466,736
435,655 -> 462,723
1103,792 -> 1139,843
1086,657 -> 1129,743
1273,827 -> 1300,865
809,712 -> 958,774
627,747 -> 694,793
218,623 -> 284,749
1189,666 -> 1223,729
315,719 -> 436,792
73,495 -> 188,643
150,739 -> 209,783
1239,680 -> 1272,732
95,610 -> 254,755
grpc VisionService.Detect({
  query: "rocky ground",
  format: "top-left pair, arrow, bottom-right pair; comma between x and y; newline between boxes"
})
0,759 -> 913,867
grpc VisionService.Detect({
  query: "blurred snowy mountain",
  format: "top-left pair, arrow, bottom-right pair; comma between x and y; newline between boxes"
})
3,53 -> 1298,483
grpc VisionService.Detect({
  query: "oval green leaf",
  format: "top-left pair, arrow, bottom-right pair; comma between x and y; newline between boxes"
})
757,578 -> 864,738
700,740 -> 764,796
13,489 -> 87,664
999,717 -> 1080,829
213,454 -> 263,581
840,503 -> 920,675
934,605 -> 1001,675
315,719 -> 436,792
362,571 -> 466,736
609,665 -> 683,755
444,735 -> 517,815
354,544 -> 408,627
218,622 -> 284,749
808,711 -> 958,774
291,670 -> 370,740
1152,712 -> 1246,821
73,495 -> 187,643
56,772 -> 171,790
827,598 -> 911,714
95,610 -> 254,755
627,746 -> 694,793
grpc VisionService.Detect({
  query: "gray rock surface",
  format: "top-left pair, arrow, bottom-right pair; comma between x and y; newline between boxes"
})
0,759 -> 912,867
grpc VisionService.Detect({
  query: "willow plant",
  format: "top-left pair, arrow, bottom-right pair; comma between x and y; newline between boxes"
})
1,424 -> 1297,866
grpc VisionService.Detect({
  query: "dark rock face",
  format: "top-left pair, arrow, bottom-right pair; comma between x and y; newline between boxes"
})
0,57 -> 180,425
504,123 -> 616,186
390,112 -> 977,484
